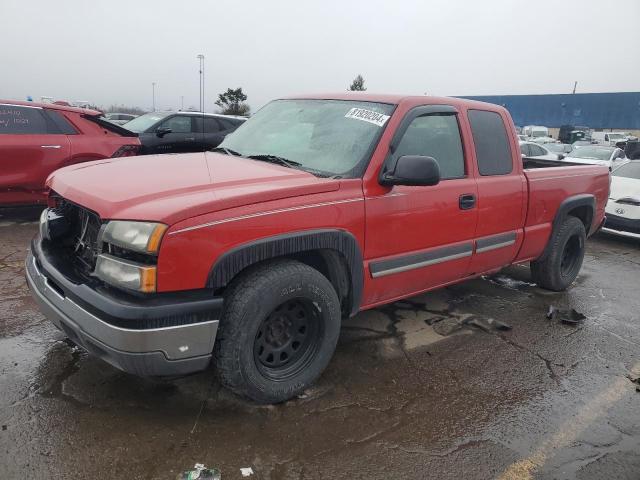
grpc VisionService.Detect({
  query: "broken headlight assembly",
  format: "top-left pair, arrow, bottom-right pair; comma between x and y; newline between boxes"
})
95,221 -> 167,293
102,221 -> 167,254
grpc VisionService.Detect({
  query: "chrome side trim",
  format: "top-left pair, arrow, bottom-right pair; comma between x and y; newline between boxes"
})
371,251 -> 472,278
475,239 -> 516,253
369,243 -> 474,278
170,197 -> 364,235
475,232 -> 517,254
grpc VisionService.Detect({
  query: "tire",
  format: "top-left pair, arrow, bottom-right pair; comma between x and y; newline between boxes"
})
214,259 -> 341,404
530,216 -> 586,291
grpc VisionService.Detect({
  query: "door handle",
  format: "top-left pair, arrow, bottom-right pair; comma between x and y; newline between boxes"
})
185,137 -> 195,141
41,145 -> 61,149
459,194 -> 476,210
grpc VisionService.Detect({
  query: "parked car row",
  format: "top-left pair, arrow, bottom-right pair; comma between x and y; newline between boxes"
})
0,100 -> 246,205
521,139 -> 628,168
124,111 -> 245,154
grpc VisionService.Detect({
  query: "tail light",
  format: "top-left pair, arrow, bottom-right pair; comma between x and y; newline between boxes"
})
111,145 -> 140,158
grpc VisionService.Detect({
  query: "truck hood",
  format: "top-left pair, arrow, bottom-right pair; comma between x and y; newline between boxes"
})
48,152 -> 340,224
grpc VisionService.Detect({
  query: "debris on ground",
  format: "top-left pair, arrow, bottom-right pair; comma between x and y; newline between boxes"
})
483,275 -> 536,290
177,463 -> 221,480
431,315 -> 512,336
432,317 -> 465,336
240,467 -> 254,477
467,317 -> 512,332
628,376 -> 640,392
546,306 -> 586,325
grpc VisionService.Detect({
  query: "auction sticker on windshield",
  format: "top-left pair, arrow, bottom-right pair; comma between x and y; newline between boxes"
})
344,108 -> 390,127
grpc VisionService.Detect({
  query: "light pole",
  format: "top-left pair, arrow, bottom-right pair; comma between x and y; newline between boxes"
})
152,82 -> 156,112
180,95 -> 184,111
197,54 -> 205,112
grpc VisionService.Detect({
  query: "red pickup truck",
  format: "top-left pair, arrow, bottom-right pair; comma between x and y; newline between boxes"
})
1,100 -> 140,206
26,94 -> 609,403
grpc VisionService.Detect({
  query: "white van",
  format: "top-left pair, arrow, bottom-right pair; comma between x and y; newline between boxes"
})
523,125 -> 549,139
592,131 -> 626,146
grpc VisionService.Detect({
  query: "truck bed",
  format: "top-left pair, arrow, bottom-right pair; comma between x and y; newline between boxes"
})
514,162 -> 610,262
522,157 -> 584,169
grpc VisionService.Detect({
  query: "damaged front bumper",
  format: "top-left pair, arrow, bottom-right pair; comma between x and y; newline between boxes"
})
25,237 -> 223,377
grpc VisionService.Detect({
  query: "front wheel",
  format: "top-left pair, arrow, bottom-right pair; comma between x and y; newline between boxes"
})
530,216 -> 586,291
214,259 -> 341,403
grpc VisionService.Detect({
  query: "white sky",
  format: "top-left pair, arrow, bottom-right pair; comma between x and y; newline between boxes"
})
1,0 -> 639,112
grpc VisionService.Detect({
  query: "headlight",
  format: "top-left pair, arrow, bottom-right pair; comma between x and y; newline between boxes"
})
94,254 -> 156,293
102,221 -> 167,253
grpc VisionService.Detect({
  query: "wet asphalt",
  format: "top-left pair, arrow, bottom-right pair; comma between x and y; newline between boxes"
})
0,207 -> 639,480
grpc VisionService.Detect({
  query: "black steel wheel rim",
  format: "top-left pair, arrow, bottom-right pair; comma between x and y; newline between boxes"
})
561,234 -> 582,277
253,298 -> 322,380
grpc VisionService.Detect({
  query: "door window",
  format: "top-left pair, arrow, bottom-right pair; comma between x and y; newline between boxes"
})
0,105 -> 48,134
393,114 -> 465,180
520,143 -> 531,156
192,117 -> 223,133
219,118 -> 239,130
468,110 -> 513,175
159,115 -> 191,133
45,110 -> 77,134
204,117 -> 222,133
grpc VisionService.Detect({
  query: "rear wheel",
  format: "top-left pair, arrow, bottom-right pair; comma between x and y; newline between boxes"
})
531,216 -> 586,291
214,259 -> 341,403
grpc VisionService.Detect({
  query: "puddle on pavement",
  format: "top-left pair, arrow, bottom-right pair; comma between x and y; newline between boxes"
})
342,290 -> 496,360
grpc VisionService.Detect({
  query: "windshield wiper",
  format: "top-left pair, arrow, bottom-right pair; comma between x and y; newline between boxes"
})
246,154 -> 302,168
211,146 -> 242,156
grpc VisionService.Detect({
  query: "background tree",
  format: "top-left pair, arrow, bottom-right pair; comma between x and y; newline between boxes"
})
348,74 -> 366,91
215,88 -> 251,116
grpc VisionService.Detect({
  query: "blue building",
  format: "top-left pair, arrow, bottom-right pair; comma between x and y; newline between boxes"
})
459,92 -> 640,130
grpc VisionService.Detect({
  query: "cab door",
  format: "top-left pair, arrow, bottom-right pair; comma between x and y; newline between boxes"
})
466,109 -> 526,275
363,106 -> 478,306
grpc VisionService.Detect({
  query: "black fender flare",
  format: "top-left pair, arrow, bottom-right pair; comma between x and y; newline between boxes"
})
207,229 -> 364,316
539,194 -> 595,261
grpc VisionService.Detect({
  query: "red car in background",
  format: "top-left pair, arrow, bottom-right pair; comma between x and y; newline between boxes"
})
0,100 -> 141,206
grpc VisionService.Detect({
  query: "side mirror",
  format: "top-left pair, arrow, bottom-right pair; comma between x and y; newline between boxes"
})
156,127 -> 172,137
380,155 -> 440,187
558,154 -> 565,160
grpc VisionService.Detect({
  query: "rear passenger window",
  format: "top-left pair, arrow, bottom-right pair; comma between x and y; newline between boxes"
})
204,117 -> 223,133
394,114 -> 465,180
0,105 -> 48,134
468,110 -> 513,175
219,118 -> 240,130
44,110 -> 77,134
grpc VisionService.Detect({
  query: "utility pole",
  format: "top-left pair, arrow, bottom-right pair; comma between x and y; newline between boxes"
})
197,54 -> 205,112
152,82 -> 156,111
572,81 -> 577,94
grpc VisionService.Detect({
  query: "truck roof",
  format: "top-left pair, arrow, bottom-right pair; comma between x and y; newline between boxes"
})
0,99 -> 101,116
279,92 -> 507,112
